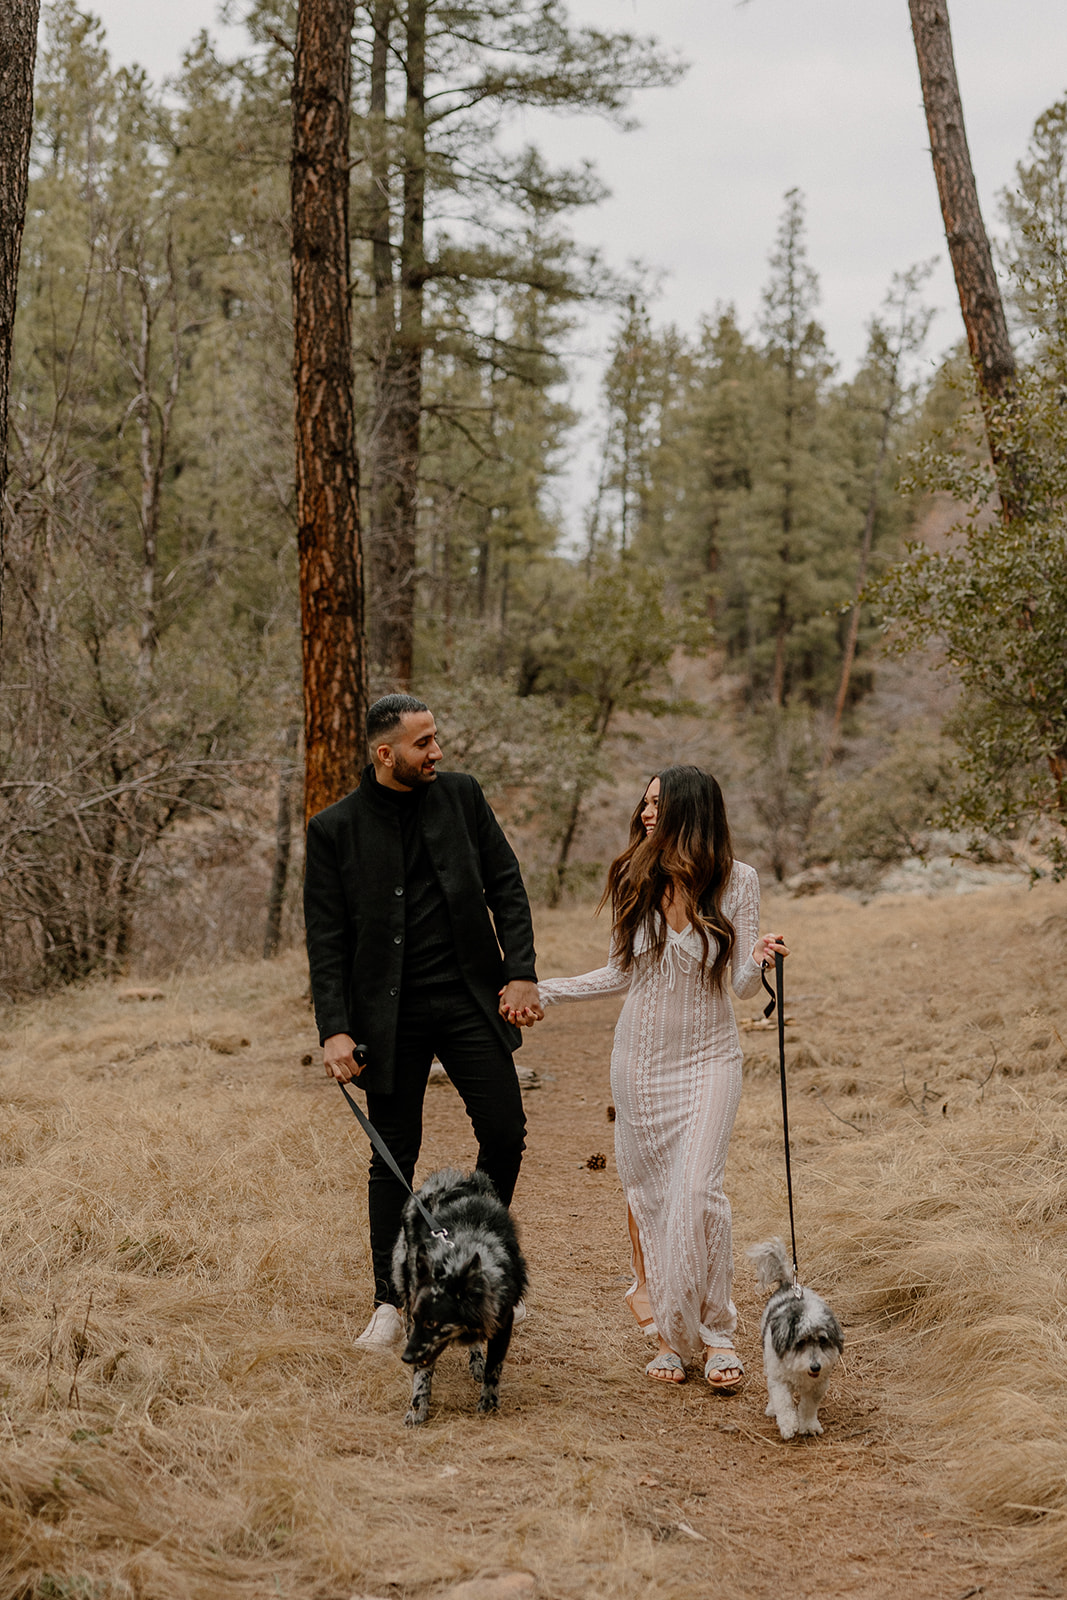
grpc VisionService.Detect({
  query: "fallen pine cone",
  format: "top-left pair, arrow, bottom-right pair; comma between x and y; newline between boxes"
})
606,1104 -> 616,1122
586,1152 -> 607,1170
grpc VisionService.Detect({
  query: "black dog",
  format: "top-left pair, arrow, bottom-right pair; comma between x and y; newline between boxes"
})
391,1168 -> 528,1427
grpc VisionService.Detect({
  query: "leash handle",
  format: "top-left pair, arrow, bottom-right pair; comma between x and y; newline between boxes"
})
336,1079 -> 445,1238
762,951 -> 801,1293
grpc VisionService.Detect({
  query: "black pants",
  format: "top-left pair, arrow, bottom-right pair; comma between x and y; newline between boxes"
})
364,984 -> 527,1306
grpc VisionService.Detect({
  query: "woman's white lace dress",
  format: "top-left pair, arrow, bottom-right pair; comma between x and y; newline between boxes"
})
538,862 -> 763,1360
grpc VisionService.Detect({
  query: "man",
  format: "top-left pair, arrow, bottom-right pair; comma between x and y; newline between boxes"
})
304,693 -> 542,1350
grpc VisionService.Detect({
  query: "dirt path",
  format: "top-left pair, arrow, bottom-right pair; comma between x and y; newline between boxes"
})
1,880 -> 1066,1597
413,989 -> 1040,1600
370,883 -> 1067,1600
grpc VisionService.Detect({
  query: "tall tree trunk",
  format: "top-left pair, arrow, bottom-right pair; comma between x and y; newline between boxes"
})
908,0 -> 1024,520
291,0 -> 367,822
548,700 -> 615,907
772,381 -> 795,708
475,530 -> 490,614
370,0 -> 424,688
365,0 -> 403,684
129,239 -> 181,686
703,505 -> 720,622
395,0 -> 425,687
441,509 -> 453,669
823,459 -> 887,767
0,0 -> 41,650
368,2 -> 394,317
547,781 -> 586,909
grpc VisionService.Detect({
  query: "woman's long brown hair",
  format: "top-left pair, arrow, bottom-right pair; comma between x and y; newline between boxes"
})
601,765 -> 736,988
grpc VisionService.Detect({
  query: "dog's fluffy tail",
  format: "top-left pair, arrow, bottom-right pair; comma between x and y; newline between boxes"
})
746,1237 -> 793,1295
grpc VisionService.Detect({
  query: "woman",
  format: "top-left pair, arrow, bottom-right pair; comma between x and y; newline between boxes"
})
523,767 -> 786,1388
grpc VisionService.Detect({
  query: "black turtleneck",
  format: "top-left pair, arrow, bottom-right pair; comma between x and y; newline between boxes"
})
368,769 -> 461,989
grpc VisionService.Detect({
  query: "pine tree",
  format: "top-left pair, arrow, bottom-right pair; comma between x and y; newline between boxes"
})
414,149 -> 594,658
1001,94 -> 1067,366
3,6 -> 301,981
341,0 -> 683,683
881,91 -> 1067,871
590,294 -> 664,558
636,308 -> 758,616
823,264 -> 934,759
908,0 -> 1024,521
757,189 -> 832,703
290,0 -> 368,818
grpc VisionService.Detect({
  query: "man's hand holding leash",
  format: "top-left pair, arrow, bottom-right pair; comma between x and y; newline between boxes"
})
324,1032 -> 364,1082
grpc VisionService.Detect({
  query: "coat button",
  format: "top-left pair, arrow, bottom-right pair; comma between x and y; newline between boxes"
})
393,935 -> 402,945
394,886 -> 404,896
390,986 -> 398,997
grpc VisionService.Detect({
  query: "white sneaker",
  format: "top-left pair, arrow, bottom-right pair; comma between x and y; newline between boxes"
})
354,1303 -> 404,1353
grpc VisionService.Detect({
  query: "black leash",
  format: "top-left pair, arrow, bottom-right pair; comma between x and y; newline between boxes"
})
336,1077 -> 450,1242
760,951 -> 801,1296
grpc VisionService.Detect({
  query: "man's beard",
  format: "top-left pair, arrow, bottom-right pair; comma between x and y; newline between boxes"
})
392,753 -> 436,787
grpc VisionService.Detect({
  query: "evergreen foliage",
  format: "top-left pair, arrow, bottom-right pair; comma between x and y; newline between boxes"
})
879,96 -> 1067,875
594,193 -> 921,712
26,2 -> 1067,980
4,4 -> 297,982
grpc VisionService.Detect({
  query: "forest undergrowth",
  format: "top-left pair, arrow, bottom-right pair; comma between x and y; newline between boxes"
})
0,881 -> 1064,1597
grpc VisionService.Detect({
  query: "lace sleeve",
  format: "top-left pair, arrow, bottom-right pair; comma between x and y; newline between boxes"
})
729,864 -> 763,1000
537,945 -> 632,1005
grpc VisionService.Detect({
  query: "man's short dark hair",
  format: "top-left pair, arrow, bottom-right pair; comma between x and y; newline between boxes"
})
366,693 -> 430,747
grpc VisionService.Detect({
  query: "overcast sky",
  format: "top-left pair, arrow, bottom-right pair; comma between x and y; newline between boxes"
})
80,1 -> 1067,508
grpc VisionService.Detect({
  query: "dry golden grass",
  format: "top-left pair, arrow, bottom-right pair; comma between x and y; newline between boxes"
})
0,879 -> 1064,1597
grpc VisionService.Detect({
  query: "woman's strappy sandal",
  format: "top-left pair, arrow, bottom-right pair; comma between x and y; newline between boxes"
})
645,1350 -> 686,1382
704,1349 -> 745,1394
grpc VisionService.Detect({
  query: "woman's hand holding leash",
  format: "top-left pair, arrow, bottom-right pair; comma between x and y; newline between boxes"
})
752,933 -> 789,966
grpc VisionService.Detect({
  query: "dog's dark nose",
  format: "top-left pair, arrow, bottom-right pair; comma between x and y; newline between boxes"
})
809,1362 -> 821,1375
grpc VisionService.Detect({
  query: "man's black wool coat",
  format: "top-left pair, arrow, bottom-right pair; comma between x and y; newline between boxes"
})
304,767 -> 537,1095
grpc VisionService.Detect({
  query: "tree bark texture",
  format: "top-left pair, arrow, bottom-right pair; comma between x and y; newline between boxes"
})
365,0 -> 410,687
824,459 -> 886,767
908,0 -> 1024,519
112,236 -> 181,686
0,0 -> 41,647
366,0 -> 424,689
291,0 -> 367,822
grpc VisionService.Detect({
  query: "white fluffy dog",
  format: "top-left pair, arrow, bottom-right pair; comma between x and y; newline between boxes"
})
747,1239 -> 844,1440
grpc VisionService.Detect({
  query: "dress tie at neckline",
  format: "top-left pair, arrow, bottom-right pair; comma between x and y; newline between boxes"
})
658,930 -> 697,990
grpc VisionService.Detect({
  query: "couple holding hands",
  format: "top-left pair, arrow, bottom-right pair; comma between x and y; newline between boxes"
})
305,694 -> 787,1391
